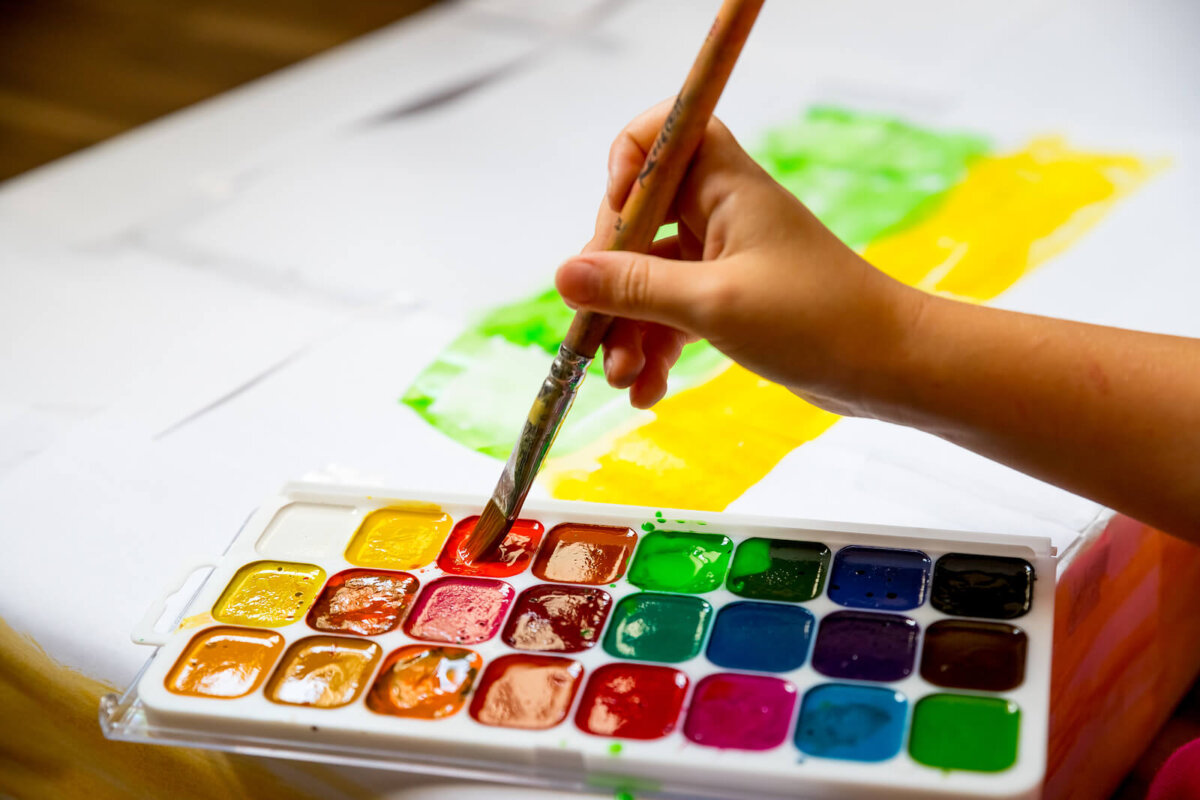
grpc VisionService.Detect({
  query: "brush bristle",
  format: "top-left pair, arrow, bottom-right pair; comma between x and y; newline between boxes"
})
461,500 -> 514,563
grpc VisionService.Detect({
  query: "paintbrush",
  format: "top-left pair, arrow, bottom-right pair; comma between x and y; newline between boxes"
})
462,0 -> 766,563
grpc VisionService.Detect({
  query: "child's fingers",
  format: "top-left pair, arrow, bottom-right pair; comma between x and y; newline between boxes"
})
607,124 -> 649,211
556,250 -> 717,333
605,99 -> 749,227
643,324 -> 688,373
629,362 -> 667,409
628,324 -> 688,409
576,238 -> 689,391
602,319 -> 644,389
648,235 -> 683,261
678,222 -> 704,262
605,98 -> 680,211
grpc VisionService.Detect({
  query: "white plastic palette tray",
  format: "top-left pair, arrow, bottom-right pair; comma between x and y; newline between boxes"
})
101,482 -> 1056,800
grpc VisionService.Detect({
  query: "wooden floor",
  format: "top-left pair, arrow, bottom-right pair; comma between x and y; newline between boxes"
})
1,2 -> 1197,797
0,0 -> 438,180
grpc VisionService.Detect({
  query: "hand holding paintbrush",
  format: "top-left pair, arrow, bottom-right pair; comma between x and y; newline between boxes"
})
462,0 -> 766,562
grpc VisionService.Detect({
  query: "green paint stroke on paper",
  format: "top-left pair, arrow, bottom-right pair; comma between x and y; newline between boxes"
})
755,106 -> 991,249
402,288 -> 726,459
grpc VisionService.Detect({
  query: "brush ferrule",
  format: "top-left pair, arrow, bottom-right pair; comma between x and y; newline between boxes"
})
489,344 -> 591,518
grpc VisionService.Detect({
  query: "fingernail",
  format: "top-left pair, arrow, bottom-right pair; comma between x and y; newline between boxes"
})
559,259 -> 599,304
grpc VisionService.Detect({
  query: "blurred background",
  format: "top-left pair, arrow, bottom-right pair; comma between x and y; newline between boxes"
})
0,0 -> 437,179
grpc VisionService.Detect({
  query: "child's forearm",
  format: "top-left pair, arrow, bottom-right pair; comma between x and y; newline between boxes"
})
865,292 -> 1200,540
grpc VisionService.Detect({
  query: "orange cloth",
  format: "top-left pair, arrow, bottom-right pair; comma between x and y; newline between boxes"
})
1046,516 -> 1200,799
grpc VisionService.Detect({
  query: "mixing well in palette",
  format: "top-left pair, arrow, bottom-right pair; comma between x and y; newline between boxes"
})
133,490 -> 1053,799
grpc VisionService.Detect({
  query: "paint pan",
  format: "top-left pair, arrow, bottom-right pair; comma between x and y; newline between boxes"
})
103,483 -> 1056,800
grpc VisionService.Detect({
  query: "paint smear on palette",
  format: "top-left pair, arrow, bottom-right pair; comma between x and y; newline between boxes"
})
401,106 -> 1154,512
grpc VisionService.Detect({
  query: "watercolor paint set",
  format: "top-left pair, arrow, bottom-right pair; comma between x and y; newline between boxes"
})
102,483 -> 1056,800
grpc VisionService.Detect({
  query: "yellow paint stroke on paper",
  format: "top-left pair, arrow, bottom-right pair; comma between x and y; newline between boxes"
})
549,365 -> 840,510
865,137 -> 1156,301
545,139 -> 1154,510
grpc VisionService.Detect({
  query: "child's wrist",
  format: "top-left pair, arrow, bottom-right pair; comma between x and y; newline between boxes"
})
843,280 -> 941,424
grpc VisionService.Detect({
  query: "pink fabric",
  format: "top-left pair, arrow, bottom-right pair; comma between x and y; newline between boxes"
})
1149,738 -> 1200,800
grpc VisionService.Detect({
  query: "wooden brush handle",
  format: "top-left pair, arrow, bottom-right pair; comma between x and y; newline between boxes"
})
564,0 -> 765,358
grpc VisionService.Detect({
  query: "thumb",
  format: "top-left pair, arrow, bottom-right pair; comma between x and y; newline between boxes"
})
555,250 -> 711,332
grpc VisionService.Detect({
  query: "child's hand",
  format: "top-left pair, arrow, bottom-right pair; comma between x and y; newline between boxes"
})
555,99 -> 923,413
557,101 -> 1200,540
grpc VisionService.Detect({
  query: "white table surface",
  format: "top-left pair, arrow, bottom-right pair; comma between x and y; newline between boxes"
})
2,0 -> 1198,796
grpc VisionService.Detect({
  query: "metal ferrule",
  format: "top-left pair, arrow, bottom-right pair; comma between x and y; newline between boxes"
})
489,345 -> 591,517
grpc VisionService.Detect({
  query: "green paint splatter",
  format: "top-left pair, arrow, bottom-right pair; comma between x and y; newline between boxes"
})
615,792 -> 635,800
640,522 -> 654,533
754,106 -> 990,249
608,742 -> 623,756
